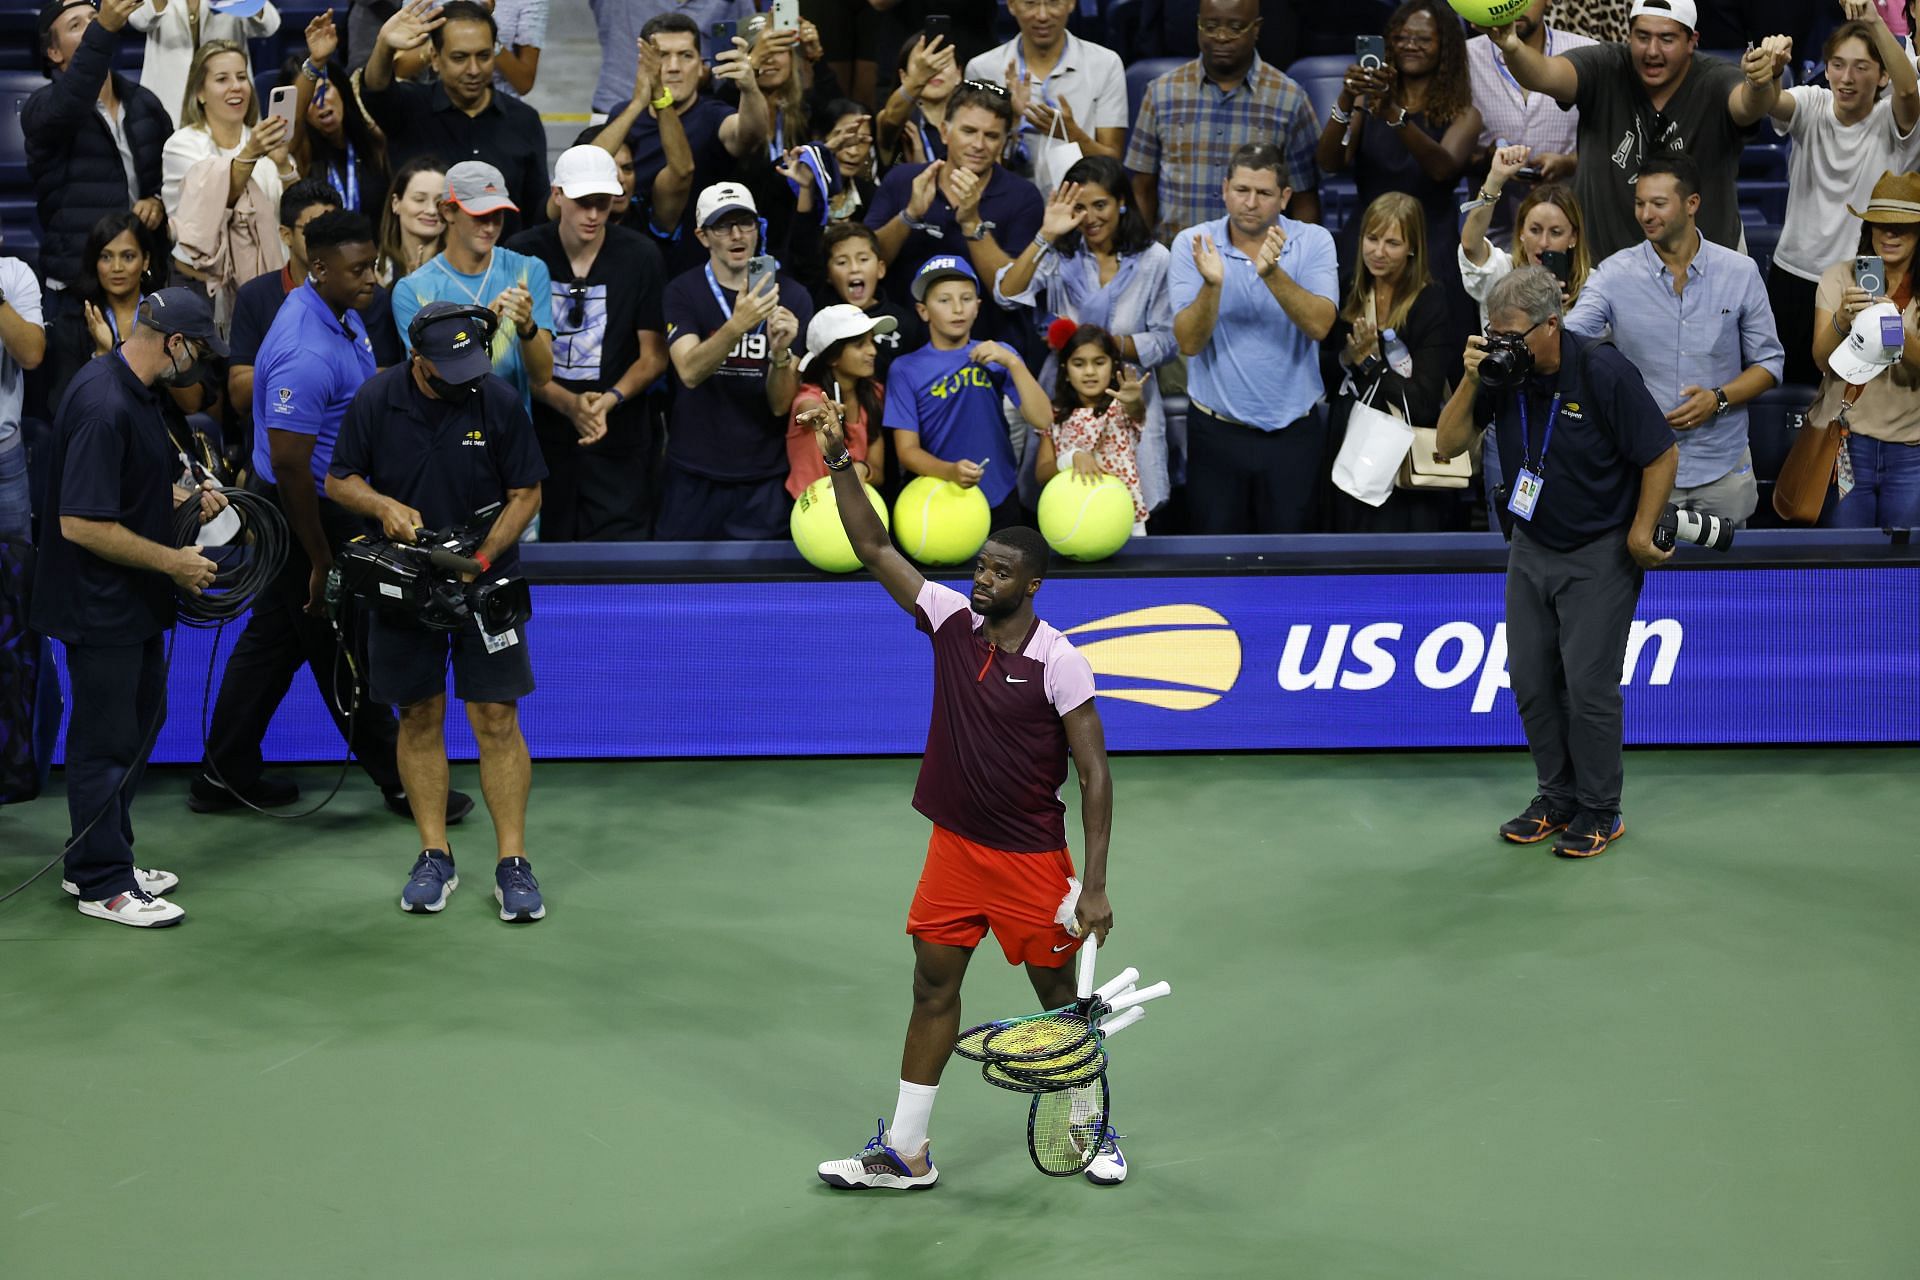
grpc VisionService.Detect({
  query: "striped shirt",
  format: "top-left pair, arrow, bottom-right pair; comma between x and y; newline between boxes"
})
1122,56 -> 1321,247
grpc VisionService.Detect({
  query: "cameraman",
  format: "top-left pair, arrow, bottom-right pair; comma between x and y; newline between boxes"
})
326,302 -> 549,922
1436,266 -> 1677,860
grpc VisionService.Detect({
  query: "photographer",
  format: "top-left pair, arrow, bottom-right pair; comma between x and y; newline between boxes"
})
31,289 -> 230,927
326,302 -> 548,922
1435,267 -> 1677,860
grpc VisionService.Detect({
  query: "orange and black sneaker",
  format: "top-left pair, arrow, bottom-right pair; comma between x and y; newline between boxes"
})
1553,811 -> 1625,859
1499,795 -> 1574,844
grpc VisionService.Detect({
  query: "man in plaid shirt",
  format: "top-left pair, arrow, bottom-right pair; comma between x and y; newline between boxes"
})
1124,0 -> 1322,245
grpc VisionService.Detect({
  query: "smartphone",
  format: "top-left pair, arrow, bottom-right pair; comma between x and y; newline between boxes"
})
1539,249 -> 1571,285
1513,165 -> 1544,182
924,14 -> 953,42
1356,35 -> 1387,72
711,19 -> 738,40
1856,254 -> 1887,296
266,84 -> 299,133
772,0 -> 801,31
745,254 -> 779,297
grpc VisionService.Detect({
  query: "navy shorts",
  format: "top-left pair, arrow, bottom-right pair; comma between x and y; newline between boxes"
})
367,612 -> 535,707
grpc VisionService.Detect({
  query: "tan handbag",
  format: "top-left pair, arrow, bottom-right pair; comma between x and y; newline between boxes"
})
1772,385 -> 1856,525
1396,425 -> 1474,490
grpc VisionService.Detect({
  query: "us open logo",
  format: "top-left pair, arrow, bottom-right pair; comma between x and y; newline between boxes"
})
1065,605 -> 1242,711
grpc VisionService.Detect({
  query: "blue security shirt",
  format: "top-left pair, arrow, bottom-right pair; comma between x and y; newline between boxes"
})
250,282 -> 378,489
1167,214 -> 1340,430
392,247 -> 554,418
882,343 -> 1024,507
1564,233 -> 1785,488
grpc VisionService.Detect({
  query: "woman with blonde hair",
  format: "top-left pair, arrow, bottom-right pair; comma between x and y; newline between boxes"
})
161,38 -> 291,320
1459,146 -> 1591,325
130,0 -> 282,130
1323,191 -> 1464,531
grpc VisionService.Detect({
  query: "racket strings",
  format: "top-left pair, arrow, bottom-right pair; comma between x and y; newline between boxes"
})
980,1013 -> 1094,1061
1027,1076 -> 1112,1176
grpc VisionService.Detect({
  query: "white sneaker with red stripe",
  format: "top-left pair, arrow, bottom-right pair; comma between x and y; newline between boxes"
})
62,867 -> 180,898
76,888 -> 185,928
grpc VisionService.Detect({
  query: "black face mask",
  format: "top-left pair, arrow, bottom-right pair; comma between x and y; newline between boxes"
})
159,339 -> 208,387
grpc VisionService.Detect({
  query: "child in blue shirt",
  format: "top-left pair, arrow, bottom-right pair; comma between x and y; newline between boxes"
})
882,255 -> 1050,521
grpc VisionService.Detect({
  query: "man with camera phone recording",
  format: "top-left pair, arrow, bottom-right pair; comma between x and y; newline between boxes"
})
327,302 -> 549,921
1435,266 -> 1677,860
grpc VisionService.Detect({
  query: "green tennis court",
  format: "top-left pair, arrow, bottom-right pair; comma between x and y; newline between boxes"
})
3,749 -> 1915,1279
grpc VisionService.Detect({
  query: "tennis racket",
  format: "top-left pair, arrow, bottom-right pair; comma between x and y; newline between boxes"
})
1025,1005 -> 1147,1176
952,937 -> 1133,1062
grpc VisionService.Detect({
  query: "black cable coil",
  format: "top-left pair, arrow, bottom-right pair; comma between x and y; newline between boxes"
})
170,485 -> 289,624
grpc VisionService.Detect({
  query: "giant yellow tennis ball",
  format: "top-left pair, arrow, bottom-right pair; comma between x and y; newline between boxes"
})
1037,471 -> 1135,562
1445,0 -> 1529,25
791,476 -> 889,573
893,476 -> 991,565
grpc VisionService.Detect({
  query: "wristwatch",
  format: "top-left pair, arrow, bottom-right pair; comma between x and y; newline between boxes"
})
961,219 -> 997,242
1713,387 -> 1730,416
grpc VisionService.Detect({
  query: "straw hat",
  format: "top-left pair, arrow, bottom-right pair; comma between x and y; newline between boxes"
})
1847,171 -> 1920,223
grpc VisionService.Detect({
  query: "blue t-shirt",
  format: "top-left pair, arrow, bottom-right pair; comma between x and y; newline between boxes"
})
250,283 -> 379,489
391,248 -> 555,418
882,343 -> 1023,507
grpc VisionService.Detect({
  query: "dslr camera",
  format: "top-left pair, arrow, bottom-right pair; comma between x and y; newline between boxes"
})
1652,504 -> 1734,553
327,506 -> 532,633
1478,331 -> 1535,390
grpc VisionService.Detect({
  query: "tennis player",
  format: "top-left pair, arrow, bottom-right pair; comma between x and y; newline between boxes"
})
804,405 -> 1124,1190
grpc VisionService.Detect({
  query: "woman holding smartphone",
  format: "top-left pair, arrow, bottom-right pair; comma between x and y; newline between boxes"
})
1809,171 -> 1920,529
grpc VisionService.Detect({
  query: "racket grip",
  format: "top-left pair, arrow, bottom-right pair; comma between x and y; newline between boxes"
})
1100,1005 -> 1146,1038
1093,966 -> 1140,1007
1074,933 -> 1098,1001
1103,980 -> 1170,1015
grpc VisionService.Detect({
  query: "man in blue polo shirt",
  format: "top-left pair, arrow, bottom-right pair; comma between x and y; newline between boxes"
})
1168,141 -> 1338,534
884,256 -> 1052,527
193,211 -> 473,826
31,288 -> 229,928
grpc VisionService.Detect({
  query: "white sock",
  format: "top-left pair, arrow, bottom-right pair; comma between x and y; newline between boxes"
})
891,1080 -> 939,1153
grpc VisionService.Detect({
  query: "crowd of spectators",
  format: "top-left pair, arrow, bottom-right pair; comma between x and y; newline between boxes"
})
4,0 -> 1917,554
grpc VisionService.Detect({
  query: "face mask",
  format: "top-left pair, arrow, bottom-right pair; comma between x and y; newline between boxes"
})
425,370 -> 483,401
159,340 -> 207,387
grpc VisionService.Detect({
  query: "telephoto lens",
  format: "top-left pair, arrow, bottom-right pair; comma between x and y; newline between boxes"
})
1652,504 -> 1735,553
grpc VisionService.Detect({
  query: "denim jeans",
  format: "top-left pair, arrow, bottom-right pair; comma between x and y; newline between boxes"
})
0,439 -> 27,543
1825,434 -> 1920,529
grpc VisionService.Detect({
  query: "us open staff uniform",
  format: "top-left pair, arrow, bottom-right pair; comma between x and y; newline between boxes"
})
30,288 -> 229,923
1436,270 -> 1678,857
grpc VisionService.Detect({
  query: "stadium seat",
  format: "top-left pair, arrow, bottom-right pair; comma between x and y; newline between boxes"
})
1287,54 -> 1348,128
1748,384 -> 1815,485
1124,57 -> 1186,123
0,69 -> 40,193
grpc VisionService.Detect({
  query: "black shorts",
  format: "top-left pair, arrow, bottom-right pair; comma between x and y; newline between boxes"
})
367,612 -> 535,706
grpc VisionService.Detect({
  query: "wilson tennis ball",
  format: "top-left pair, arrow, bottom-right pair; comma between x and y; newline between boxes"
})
790,476 -> 889,573
1444,0 -> 1529,25
893,476 -> 991,565
1037,471 -> 1134,562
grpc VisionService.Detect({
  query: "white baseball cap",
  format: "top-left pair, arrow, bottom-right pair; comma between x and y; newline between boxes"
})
1829,302 -> 1904,386
551,145 -> 623,200
1627,0 -> 1696,31
799,304 -> 898,375
696,182 -> 758,228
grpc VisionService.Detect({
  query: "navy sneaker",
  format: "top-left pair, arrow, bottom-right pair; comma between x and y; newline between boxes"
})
1499,795 -> 1574,844
494,856 -> 545,923
401,849 -> 458,913
1554,811 -> 1625,859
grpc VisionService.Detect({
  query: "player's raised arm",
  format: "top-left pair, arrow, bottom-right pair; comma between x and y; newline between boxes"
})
808,403 -> 925,612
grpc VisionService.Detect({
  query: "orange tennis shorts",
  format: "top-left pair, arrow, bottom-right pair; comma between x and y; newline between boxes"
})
905,825 -> 1083,967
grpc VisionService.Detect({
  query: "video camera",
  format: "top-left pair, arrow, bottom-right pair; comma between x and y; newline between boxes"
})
327,505 -> 532,633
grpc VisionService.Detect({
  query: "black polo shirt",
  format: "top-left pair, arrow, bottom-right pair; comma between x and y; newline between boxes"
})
329,365 -> 548,569
864,161 -> 1043,345
360,81 -> 549,234
1474,334 -> 1677,553
29,353 -> 178,645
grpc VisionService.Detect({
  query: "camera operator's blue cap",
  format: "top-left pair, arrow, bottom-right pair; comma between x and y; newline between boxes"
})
412,302 -> 495,383
140,288 -> 229,358
911,254 -> 979,301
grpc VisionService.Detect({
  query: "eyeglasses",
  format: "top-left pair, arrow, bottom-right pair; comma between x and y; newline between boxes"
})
709,219 -> 759,238
1391,31 -> 1438,49
1197,18 -> 1258,38
958,78 -> 1011,99
1485,318 -> 1546,341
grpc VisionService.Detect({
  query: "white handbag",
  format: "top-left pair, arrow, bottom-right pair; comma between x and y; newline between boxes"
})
1331,380 -> 1415,508
1031,107 -> 1084,194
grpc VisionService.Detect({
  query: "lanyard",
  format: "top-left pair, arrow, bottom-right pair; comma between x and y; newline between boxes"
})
1014,42 -> 1060,109
1491,29 -> 1553,98
705,263 -> 764,332
915,116 -> 941,161
1517,391 -> 1562,475
437,253 -> 495,307
325,139 -> 360,211
767,114 -> 784,163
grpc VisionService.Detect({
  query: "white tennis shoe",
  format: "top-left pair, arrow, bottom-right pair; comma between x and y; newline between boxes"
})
817,1122 -> 939,1190
62,867 -> 180,898
76,888 -> 185,928
1084,1126 -> 1127,1185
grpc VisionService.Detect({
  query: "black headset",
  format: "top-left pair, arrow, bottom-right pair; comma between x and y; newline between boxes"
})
406,302 -> 499,353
